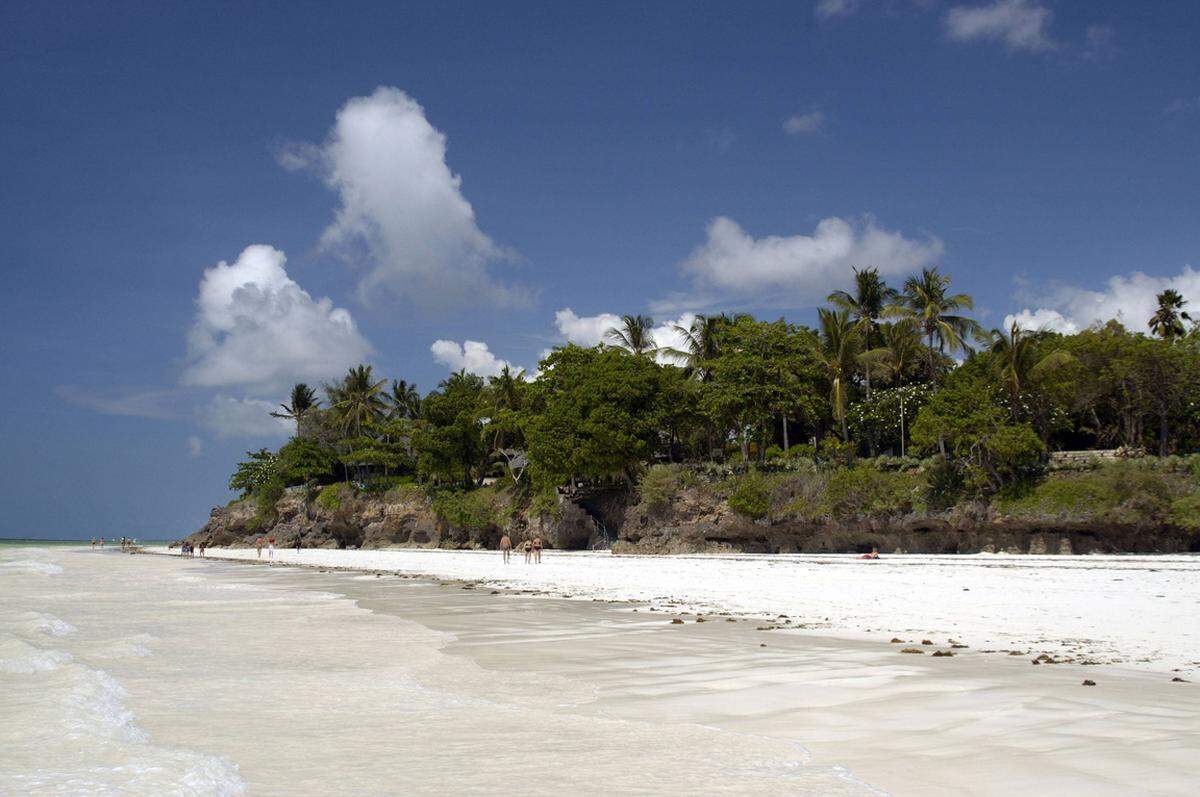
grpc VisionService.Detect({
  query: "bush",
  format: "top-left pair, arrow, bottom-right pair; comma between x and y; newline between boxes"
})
252,477 -> 285,528
823,465 -> 921,519
728,469 -> 772,520
818,436 -> 856,467
432,488 -> 507,531
638,464 -> 681,511
999,461 -> 1184,522
315,483 -> 347,511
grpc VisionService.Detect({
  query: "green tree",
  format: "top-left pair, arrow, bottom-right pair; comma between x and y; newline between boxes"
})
983,322 -> 1076,423
1149,289 -> 1193,341
605,314 -> 658,356
326,364 -> 388,440
414,371 -> 488,487
387,379 -> 421,420
523,345 -> 669,486
812,308 -> 863,442
228,448 -> 278,497
888,267 -> 981,379
828,267 -> 898,398
271,383 -> 320,421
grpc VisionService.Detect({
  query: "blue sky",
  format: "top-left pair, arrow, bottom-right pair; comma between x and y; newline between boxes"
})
2,0 -> 1198,538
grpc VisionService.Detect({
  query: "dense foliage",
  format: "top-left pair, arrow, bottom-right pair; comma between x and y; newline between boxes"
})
226,270 -> 1200,520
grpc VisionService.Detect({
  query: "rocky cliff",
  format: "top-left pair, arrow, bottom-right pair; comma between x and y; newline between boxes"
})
186,482 -> 1199,555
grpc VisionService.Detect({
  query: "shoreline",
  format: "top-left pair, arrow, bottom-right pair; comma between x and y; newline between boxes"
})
141,546 -> 1200,677
138,547 -> 1200,795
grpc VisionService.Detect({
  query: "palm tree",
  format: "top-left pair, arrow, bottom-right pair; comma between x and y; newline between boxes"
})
813,308 -> 863,441
270,383 -> 320,421
985,322 -> 1076,422
326,364 -> 387,440
664,314 -> 723,377
860,319 -> 923,456
1149,289 -> 1193,341
387,379 -> 421,420
605,314 -> 658,356
888,267 -> 981,379
828,267 -> 898,398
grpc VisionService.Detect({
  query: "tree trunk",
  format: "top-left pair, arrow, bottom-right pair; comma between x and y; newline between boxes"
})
1159,403 -> 1169,456
899,392 -> 906,458
740,426 -> 750,463
781,412 -> 789,452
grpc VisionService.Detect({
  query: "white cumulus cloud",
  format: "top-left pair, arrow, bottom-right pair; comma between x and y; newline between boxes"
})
554,308 -> 623,347
182,245 -> 373,393
288,86 -> 526,309
656,216 -> 943,311
783,110 -> 826,135
430,340 -> 514,378
201,396 -> 295,439
945,0 -> 1056,52
1007,267 -> 1200,335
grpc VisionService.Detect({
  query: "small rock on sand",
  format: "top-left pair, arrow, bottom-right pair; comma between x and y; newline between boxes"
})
921,639 -> 934,646
931,650 -> 955,657
670,618 -> 684,625
1082,679 -> 1097,686
901,648 -> 924,654
890,638 -> 904,643
1171,677 -> 1189,683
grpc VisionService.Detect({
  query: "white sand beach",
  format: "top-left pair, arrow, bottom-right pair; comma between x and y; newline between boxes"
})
4,545 -> 1199,796
162,547 -> 1200,674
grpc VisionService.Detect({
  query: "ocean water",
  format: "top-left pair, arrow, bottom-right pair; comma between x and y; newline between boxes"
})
0,544 -> 882,796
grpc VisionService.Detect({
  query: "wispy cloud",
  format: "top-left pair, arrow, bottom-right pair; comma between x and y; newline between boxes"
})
944,0 -> 1057,52
54,386 -> 183,420
783,110 -> 826,135
429,340 -> 516,378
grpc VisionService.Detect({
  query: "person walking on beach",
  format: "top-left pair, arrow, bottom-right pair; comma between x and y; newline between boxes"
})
522,538 -> 532,564
499,533 -> 512,564
267,535 -> 275,563
532,536 -> 543,564
199,540 -> 207,558
255,537 -> 264,558
294,536 -> 302,553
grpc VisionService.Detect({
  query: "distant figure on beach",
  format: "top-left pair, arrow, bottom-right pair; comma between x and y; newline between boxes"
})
91,537 -> 96,547
860,548 -> 880,560
99,537 -> 105,548
499,533 -> 512,564
267,535 -> 275,562
255,537 -> 264,558
532,536 -> 543,564
199,540 -> 207,557
522,539 -> 532,564
295,536 -> 302,553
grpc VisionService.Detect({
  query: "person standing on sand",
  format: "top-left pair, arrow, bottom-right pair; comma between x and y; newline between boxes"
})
267,535 -> 275,563
522,539 -> 532,564
532,536 -> 542,564
255,537 -> 264,558
499,533 -> 512,564
295,536 -> 302,553
199,540 -> 207,558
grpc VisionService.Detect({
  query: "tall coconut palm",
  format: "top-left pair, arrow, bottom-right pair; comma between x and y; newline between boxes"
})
888,267 -> 981,379
1149,289 -> 1193,341
664,314 -> 722,377
860,319 -> 923,456
605,314 -> 658,356
828,267 -> 898,398
326,364 -> 387,440
985,322 -> 1077,422
813,308 -> 863,441
387,379 -> 421,420
270,383 -> 320,420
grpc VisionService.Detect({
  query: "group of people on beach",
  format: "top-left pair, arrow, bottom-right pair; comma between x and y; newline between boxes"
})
498,534 -> 542,564
91,536 -> 136,551
255,536 -> 276,562
179,540 -> 207,557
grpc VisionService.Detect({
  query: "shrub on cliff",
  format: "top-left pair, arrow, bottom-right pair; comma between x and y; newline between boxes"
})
315,483 -> 347,511
638,464 -> 681,511
728,470 -> 772,520
822,464 -> 923,519
998,461 -> 1189,522
432,487 -> 508,531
